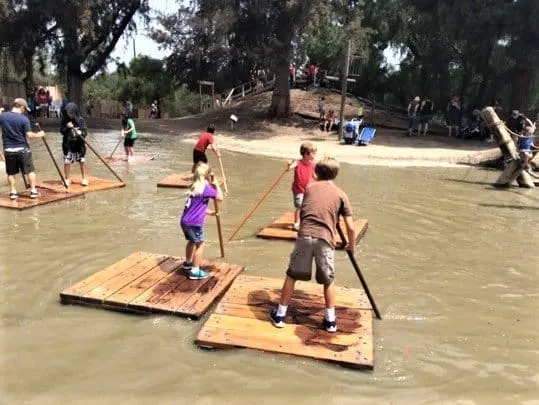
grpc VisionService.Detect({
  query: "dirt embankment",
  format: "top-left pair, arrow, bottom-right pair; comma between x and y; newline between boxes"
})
38,89 -> 502,168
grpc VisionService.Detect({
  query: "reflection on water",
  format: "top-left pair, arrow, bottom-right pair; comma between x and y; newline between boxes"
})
1,130 -> 538,404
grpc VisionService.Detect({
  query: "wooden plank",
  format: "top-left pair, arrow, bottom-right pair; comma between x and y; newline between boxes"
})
157,173 -> 223,189
60,252 -> 153,303
80,253 -> 169,304
38,176 -> 125,194
102,256 -> 183,309
0,186 -> 83,210
195,275 -> 374,368
130,260 -> 243,318
60,252 -> 244,319
256,212 -> 368,248
103,155 -> 155,165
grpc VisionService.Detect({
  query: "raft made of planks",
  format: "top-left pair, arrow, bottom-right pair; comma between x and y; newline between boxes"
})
157,173 -> 223,189
257,211 -> 369,248
38,175 -> 125,194
0,186 -> 83,210
103,155 -> 155,165
60,251 -> 244,319
195,275 -> 374,369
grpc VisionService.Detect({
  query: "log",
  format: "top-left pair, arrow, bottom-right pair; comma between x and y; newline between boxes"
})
480,107 -> 535,189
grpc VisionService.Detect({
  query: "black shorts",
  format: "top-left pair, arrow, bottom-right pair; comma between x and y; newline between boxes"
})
5,149 -> 35,176
124,137 -> 136,147
193,149 -> 207,165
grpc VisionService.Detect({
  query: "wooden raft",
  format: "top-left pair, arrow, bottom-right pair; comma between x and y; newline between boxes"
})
60,251 -> 244,319
38,175 -> 125,194
257,211 -> 369,248
157,173 -> 223,189
195,275 -> 374,369
0,186 -> 83,210
103,155 -> 155,164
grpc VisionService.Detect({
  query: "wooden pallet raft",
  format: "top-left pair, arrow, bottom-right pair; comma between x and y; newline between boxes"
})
257,211 -> 369,248
60,251 -> 244,319
38,175 -> 125,194
157,173 -> 223,189
0,186 -> 83,210
195,275 -> 374,369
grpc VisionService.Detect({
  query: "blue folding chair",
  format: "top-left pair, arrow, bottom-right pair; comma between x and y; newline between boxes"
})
358,125 -> 376,146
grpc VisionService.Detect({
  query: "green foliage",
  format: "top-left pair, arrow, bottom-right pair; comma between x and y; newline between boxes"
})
161,85 -> 205,117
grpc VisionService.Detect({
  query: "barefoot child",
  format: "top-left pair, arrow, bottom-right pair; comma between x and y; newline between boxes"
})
270,156 -> 356,333
121,114 -> 137,163
180,163 -> 224,280
518,125 -> 537,170
60,102 -> 89,186
287,142 -> 317,231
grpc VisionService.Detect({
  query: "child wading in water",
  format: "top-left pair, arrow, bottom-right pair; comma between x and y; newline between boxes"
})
121,114 -> 137,163
60,102 -> 89,186
287,142 -> 317,231
180,163 -> 223,280
270,156 -> 356,333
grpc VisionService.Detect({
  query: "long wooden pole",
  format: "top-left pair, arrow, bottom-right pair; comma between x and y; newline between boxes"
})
218,155 -> 229,194
80,132 -> 124,183
109,136 -> 123,159
338,40 -> 351,142
227,166 -> 288,242
213,199 -> 225,258
35,123 -> 69,189
336,222 -> 381,320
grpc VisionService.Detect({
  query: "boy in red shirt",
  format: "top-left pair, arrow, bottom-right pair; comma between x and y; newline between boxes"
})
287,142 -> 317,230
192,124 -> 221,172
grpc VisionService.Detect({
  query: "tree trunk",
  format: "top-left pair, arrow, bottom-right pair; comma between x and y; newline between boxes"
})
512,67 -> 532,110
22,50 -> 34,97
270,63 -> 291,118
67,70 -> 84,111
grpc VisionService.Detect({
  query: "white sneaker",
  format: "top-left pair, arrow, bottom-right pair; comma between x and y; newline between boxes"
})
128,156 -> 135,163
293,222 -> 300,231
123,156 -> 129,161
81,178 -> 89,186
64,179 -> 71,187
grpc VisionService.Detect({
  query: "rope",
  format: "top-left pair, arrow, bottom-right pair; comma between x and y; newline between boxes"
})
486,119 -> 537,139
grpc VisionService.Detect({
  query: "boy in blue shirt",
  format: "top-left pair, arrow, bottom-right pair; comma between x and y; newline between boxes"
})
0,98 -> 45,199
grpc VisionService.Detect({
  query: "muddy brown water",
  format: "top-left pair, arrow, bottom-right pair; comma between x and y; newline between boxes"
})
1,130 -> 538,404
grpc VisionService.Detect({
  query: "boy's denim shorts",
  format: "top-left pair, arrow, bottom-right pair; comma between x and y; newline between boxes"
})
181,224 -> 205,243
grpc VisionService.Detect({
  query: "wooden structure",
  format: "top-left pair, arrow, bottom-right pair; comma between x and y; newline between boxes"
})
481,107 -> 535,188
60,251 -> 244,319
198,80 -> 215,112
0,187 -> 82,210
157,173 -> 222,189
38,176 -> 125,194
222,74 -> 276,107
103,155 -> 155,165
195,275 -> 374,369
257,212 -> 369,248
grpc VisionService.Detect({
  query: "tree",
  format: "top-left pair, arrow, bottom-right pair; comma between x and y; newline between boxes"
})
51,0 -> 148,108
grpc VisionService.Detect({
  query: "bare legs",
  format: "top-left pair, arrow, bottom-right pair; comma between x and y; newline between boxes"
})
278,275 -> 335,312
185,241 -> 204,268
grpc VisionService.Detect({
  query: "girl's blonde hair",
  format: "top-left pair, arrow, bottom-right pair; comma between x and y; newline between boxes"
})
188,163 -> 211,196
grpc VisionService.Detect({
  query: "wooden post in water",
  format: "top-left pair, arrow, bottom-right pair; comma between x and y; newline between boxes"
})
480,107 -> 535,189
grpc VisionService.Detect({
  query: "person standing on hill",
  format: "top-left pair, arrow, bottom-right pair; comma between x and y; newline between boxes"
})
418,97 -> 434,136
0,98 -> 45,200
192,124 -> 221,172
406,96 -> 420,136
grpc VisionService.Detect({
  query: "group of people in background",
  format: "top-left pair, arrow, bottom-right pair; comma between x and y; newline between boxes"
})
406,96 -> 435,137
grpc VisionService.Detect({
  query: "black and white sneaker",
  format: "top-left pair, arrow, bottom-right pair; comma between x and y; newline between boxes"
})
29,190 -> 40,199
323,318 -> 337,333
269,309 -> 286,328
9,191 -> 18,200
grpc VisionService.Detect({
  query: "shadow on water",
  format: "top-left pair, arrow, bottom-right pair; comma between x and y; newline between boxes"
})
479,203 -> 539,211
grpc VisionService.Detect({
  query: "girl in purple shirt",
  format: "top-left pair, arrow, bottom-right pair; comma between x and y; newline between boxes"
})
180,163 -> 223,280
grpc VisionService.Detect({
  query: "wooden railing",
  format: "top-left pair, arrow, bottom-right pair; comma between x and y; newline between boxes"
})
222,74 -> 276,107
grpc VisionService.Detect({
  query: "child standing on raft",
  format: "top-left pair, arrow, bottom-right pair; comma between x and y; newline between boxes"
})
121,114 -> 137,163
180,163 -> 224,280
287,142 -> 317,231
192,124 -> 221,172
60,102 -> 89,186
270,156 -> 356,333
